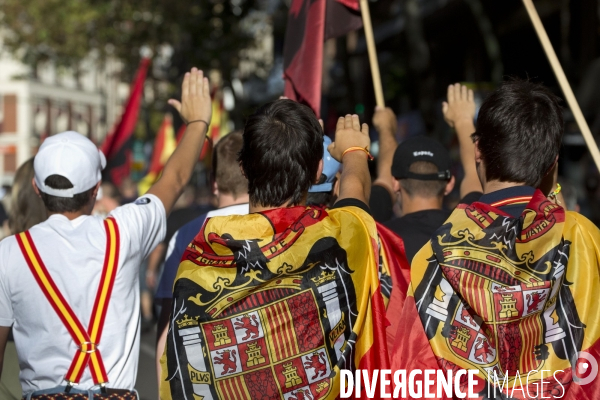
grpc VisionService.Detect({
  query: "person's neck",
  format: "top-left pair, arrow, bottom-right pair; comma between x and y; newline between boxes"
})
250,198 -> 306,214
217,193 -> 249,209
401,195 -> 443,215
48,210 -> 89,220
482,180 -> 527,194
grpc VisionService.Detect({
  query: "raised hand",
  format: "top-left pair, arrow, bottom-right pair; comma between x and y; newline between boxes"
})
443,83 -> 482,197
373,106 -> 397,135
328,114 -> 370,162
148,68 -> 213,214
168,67 -> 212,126
442,83 -> 475,129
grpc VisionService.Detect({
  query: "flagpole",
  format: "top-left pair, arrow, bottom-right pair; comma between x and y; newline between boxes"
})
359,0 -> 385,108
522,0 -> 600,171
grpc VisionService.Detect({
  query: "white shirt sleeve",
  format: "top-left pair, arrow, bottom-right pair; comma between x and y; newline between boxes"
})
0,240 -> 15,327
109,194 -> 167,261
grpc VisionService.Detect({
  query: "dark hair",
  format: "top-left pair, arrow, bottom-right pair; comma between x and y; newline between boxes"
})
212,131 -> 247,199
238,100 -> 323,207
307,192 -> 335,207
474,80 -> 563,187
39,175 -> 96,213
399,161 -> 447,198
9,158 -> 47,233
306,174 -> 338,207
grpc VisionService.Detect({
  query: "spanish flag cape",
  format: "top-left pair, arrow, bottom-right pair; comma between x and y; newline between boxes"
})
160,205 -> 390,400
391,190 -> 600,399
376,222 -> 411,348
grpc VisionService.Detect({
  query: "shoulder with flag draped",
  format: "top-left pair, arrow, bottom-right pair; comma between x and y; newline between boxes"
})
391,190 -> 600,399
160,204 -> 390,400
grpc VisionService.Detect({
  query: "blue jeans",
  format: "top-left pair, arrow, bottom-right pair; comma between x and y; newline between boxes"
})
24,385 -> 138,400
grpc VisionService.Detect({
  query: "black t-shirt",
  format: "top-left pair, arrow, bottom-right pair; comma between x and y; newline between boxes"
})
369,185 -> 394,222
332,198 -> 370,214
383,191 -> 482,263
164,206 -> 213,244
383,209 -> 450,263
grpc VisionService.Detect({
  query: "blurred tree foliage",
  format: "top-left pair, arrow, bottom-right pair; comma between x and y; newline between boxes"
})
0,0 -> 252,82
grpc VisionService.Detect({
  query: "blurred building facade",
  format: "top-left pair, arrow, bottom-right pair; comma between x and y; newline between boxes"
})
0,36 -> 129,185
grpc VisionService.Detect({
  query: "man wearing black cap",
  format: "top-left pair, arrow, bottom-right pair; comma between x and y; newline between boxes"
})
370,83 -> 482,262
383,136 -> 457,261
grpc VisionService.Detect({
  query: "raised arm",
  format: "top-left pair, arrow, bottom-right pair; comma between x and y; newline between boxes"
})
148,68 -> 212,214
442,83 -> 482,197
329,115 -> 372,205
372,107 -> 398,194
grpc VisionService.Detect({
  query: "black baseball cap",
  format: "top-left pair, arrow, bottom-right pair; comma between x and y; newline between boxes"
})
391,136 -> 451,181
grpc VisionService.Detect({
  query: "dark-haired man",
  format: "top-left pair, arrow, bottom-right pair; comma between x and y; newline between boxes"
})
0,68 -> 212,398
160,101 -> 389,399
383,136 -> 456,262
392,80 -> 600,398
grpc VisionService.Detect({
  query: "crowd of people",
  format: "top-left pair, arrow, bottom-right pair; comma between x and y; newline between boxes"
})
0,66 -> 598,400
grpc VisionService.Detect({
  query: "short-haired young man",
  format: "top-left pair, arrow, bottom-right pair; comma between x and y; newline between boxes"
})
159,100 -> 389,399
154,131 -> 249,383
383,136 -> 456,262
370,87 -> 482,262
392,80 -> 600,398
0,68 -> 212,398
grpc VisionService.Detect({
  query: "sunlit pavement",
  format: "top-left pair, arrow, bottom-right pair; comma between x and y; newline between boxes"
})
137,325 -> 159,400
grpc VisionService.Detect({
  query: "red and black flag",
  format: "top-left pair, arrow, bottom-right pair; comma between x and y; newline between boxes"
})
101,57 -> 150,187
283,0 -> 362,117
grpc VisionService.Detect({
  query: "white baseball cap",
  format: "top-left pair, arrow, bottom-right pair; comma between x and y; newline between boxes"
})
34,131 -> 107,198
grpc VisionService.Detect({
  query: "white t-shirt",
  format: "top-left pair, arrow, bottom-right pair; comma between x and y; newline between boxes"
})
0,194 -> 166,393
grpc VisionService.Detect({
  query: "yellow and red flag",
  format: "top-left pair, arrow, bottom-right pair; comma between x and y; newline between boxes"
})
376,222 -> 411,350
160,205 -> 390,399
391,190 -> 600,399
138,114 -> 177,195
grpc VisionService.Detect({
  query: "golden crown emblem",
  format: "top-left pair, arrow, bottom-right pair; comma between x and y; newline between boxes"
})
176,314 -> 199,328
311,271 -> 336,286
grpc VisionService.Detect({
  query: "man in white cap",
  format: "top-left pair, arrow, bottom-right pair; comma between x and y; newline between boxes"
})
0,67 -> 211,399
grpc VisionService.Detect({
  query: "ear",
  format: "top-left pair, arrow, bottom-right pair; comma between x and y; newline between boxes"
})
212,181 -> 219,197
238,162 -> 247,179
392,178 -> 401,194
539,157 -> 559,196
32,178 -> 41,198
91,181 -> 101,201
444,175 -> 456,196
474,139 -> 483,164
332,171 -> 341,197
315,159 -> 324,184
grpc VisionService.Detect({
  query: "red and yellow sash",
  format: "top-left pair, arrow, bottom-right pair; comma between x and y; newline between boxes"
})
16,217 -> 121,386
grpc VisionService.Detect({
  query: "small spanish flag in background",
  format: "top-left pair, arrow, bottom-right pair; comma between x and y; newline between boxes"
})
137,114 -> 177,195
